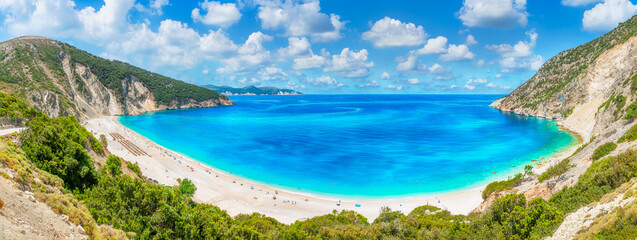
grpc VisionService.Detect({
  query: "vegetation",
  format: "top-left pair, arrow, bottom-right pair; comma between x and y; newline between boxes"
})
20,115 -> 101,191
591,142 -> 617,160
619,124 -> 637,143
99,134 -> 108,148
125,160 -> 142,178
626,102 -> 637,120
4,90 -> 637,239
106,155 -> 122,176
35,42 -> 228,106
482,173 -> 524,199
538,158 -> 574,183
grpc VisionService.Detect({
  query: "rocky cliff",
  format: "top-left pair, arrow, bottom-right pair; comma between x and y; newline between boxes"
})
0,36 -> 233,119
491,16 -> 637,141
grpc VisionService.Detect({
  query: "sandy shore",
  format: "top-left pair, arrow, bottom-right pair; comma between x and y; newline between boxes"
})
84,116 -> 487,224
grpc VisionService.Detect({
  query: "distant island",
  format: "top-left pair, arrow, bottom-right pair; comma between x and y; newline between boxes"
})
201,85 -> 302,95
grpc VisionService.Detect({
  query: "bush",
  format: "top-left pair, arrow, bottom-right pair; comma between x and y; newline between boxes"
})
592,142 -> 617,160
20,116 -> 98,191
106,155 -> 122,176
625,102 -> 637,120
618,124 -> 637,143
125,161 -> 142,178
482,173 -> 524,199
538,158 -> 574,182
99,134 -> 108,148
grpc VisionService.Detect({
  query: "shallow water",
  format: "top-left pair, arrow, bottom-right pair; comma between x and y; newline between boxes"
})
119,94 -> 578,198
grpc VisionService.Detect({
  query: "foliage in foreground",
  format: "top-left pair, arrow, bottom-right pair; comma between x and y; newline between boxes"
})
619,124 -> 637,143
591,142 -> 617,160
482,173 -> 524,199
538,158 -> 573,183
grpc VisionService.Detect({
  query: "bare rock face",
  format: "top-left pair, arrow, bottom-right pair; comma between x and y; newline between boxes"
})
491,17 -> 637,141
0,36 -> 233,119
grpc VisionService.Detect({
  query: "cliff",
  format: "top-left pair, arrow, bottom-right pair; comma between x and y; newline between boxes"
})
490,15 -> 637,141
0,36 -> 233,119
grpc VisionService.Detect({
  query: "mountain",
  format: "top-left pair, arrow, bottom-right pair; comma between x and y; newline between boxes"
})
201,84 -> 302,95
491,15 -> 637,141
0,36 -> 232,118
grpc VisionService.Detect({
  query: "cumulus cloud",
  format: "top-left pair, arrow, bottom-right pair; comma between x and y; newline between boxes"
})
358,80 -> 380,88
386,84 -> 403,91
293,55 -> 328,70
464,78 -> 488,90
486,30 -> 543,72
395,55 -> 427,72
457,0 -> 529,28
465,34 -> 477,45
380,72 -> 391,80
257,1 -> 345,41
582,0 -> 637,32
217,31 -> 273,74
304,75 -> 339,86
561,0 -> 602,6
439,44 -> 474,62
256,66 -> 288,81
192,1 -> 242,28
135,0 -> 169,15
323,48 -> 375,78
411,36 -> 448,55
362,17 -> 427,47
278,37 -> 312,58
407,78 -> 420,84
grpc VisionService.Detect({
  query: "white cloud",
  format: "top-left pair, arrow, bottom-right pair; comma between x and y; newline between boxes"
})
395,55 -> 427,72
439,44 -> 474,62
386,84 -> 403,91
412,36 -> 448,55
304,75 -> 339,86
582,0 -> 637,32
135,0 -> 169,15
473,59 -> 485,67
486,30 -> 543,72
257,1 -> 345,41
358,80 -> 380,88
457,0 -> 528,28
278,37 -> 312,58
428,63 -> 448,74
324,48 -> 375,78
561,0 -> 602,7
464,78 -> 488,90
362,17 -> 427,47
217,31 -> 273,74
495,73 -> 503,78
486,82 -> 496,87
293,54 -> 328,69
408,78 -> 419,84
465,34 -> 477,45
256,66 -> 288,81
381,72 -> 391,80
450,84 -> 457,89
192,1 -> 242,28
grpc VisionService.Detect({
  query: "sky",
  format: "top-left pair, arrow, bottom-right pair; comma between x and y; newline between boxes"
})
0,0 -> 635,94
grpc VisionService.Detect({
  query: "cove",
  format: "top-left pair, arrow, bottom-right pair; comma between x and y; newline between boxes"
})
119,94 -> 578,198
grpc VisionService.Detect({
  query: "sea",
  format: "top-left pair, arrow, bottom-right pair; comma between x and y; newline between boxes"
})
119,94 -> 578,198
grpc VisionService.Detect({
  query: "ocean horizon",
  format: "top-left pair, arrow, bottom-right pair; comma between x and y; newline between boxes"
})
119,94 -> 578,198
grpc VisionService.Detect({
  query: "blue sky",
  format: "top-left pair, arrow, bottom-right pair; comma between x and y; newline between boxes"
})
0,0 -> 635,94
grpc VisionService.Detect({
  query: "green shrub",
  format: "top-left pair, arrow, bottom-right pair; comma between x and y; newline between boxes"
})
125,161 -> 142,178
99,134 -> 108,148
482,173 -> 524,199
618,124 -> 637,143
538,159 -> 574,182
625,102 -> 637,120
106,155 -> 122,176
592,142 -> 617,160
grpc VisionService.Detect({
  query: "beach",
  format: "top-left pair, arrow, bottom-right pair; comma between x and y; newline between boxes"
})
84,116 -> 486,224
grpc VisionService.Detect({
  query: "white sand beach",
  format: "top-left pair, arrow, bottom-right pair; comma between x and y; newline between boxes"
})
84,116 -> 490,224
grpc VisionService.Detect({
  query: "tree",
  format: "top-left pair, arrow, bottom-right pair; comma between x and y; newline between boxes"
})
177,178 -> 197,197
106,155 -> 122,176
524,165 -> 534,176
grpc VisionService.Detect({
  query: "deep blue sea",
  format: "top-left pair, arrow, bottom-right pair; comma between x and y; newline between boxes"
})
119,95 -> 578,198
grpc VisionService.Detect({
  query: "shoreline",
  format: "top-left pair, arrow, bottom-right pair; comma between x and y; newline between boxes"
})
84,115 -> 581,224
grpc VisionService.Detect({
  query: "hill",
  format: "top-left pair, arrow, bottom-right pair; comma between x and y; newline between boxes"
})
201,84 -> 302,95
0,36 -> 232,119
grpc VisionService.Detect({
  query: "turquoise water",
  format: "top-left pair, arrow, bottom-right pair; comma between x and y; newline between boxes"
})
119,95 -> 578,198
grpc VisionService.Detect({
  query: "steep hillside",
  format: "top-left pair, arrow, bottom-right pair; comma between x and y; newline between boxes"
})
0,36 -> 232,119
202,84 -> 302,95
491,15 -> 637,141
